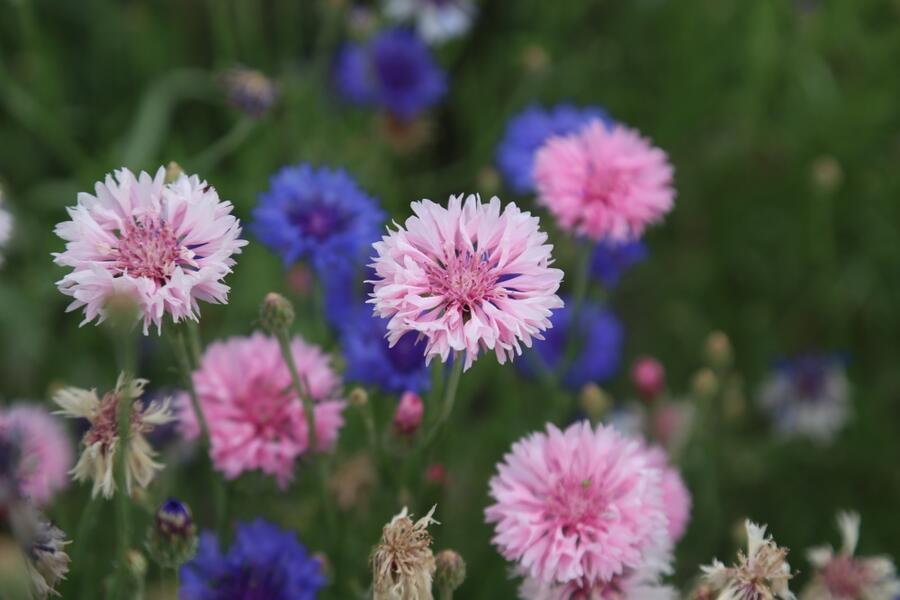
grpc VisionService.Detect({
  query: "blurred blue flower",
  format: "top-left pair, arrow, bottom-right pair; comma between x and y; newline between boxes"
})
758,353 -> 850,443
495,104 -> 613,194
180,519 -> 325,600
590,238 -> 648,288
521,300 -> 623,390
340,308 -> 430,394
251,164 -> 384,273
333,28 -> 448,119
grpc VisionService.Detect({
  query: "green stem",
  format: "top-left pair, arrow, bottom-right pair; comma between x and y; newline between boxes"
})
438,586 -> 454,600
110,377 -> 134,599
275,331 -> 318,451
419,354 -> 464,449
190,117 -> 256,172
173,330 -> 210,442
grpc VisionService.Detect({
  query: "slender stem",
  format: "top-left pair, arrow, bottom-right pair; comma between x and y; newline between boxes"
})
438,586 -> 454,600
110,377 -> 134,599
556,240 -> 593,387
419,354 -> 464,449
191,117 -> 256,172
275,331 -> 318,451
172,567 -> 180,599
173,330 -> 210,442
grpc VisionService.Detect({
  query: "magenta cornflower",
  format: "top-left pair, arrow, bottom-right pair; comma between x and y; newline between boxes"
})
179,332 -> 346,488
2,404 -> 73,506
53,167 -> 246,333
485,421 -> 669,588
369,194 -> 564,371
534,120 -> 675,242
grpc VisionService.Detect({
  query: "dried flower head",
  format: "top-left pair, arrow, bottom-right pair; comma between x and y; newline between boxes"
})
701,520 -> 795,600
54,374 -> 174,498
372,505 -> 439,600
14,508 -> 71,600
802,512 -> 900,600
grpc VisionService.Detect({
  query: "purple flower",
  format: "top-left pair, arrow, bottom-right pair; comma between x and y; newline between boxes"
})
251,164 -> 384,273
180,519 -> 325,599
590,238 -> 648,287
495,104 -> 613,194
333,28 -> 447,119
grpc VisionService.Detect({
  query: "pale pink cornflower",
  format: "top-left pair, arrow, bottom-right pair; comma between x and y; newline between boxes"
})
534,120 -> 675,242
3,404 -> 73,506
485,421 -> 670,589
643,444 -> 691,544
369,194 -> 564,371
179,332 -> 346,488
393,391 -> 424,435
802,512 -> 899,600
53,167 -> 247,334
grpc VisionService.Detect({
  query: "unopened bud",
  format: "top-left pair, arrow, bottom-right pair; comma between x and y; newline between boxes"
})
260,292 -> 295,334
221,67 -> 279,118
425,463 -> 447,487
165,161 -> 184,184
704,331 -> 732,370
393,391 -> 424,435
579,383 -> 612,420
691,368 -> 719,400
810,155 -> 843,194
520,44 -> 550,73
125,549 -> 147,579
349,387 -> 368,408
477,167 -> 501,196
435,549 -> 466,592
631,356 -> 665,401
377,114 -> 432,154
147,498 -> 198,568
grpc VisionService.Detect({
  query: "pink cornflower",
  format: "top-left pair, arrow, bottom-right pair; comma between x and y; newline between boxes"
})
3,404 -> 73,506
394,391 -> 424,435
53,167 -> 247,334
369,194 -> 564,371
179,332 -> 346,488
642,444 -> 691,544
534,120 -> 675,242
485,421 -> 670,588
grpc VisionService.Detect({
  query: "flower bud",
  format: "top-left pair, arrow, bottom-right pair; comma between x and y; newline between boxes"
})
393,392 -> 424,435
164,161 -> 184,184
704,331 -> 733,370
126,549 -> 147,579
434,549 -> 466,592
631,356 -> 665,401
259,292 -> 295,334
349,387 -> 369,408
579,383 -> 612,420
810,155 -> 843,194
221,67 -> 279,118
146,498 -> 198,568
692,368 -> 719,401
425,463 -> 447,487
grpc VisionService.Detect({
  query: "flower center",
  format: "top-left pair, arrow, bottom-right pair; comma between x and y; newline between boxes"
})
219,567 -> 284,600
289,202 -> 346,241
546,477 -> 605,538
113,214 -> 187,285
239,379 -> 295,440
375,48 -> 419,90
821,556 -> 869,598
584,164 -> 629,207
426,251 -> 499,315
84,392 -> 141,450
792,360 -> 828,401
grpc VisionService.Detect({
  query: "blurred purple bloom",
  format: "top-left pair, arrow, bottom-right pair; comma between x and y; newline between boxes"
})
590,238 -> 648,288
495,104 -> 613,194
333,28 -> 447,119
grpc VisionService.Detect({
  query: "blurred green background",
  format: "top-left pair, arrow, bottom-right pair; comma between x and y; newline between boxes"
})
2,0 -> 900,597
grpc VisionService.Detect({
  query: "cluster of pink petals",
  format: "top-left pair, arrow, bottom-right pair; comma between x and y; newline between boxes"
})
485,421 -> 671,590
53,167 -> 247,334
1,404 -> 73,505
179,332 -> 346,488
369,194 -> 564,371
534,120 -> 675,242
642,444 -> 692,544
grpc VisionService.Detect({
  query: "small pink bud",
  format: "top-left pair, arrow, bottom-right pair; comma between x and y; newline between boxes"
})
631,356 -> 665,401
426,463 -> 447,487
393,391 -> 424,435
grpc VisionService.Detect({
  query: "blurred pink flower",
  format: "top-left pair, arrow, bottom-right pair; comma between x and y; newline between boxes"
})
394,391 -> 424,435
631,355 -> 666,401
534,120 -> 674,242
179,332 -> 346,488
643,445 -> 691,544
369,194 -> 564,371
3,404 -> 72,505
53,167 -> 246,334
485,421 -> 670,588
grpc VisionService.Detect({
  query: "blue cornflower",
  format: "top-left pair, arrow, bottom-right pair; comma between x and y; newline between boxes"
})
590,238 -> 648,288
180,519 -> 325,600
759,353 -> 850,443
495,104 -> 613,194
340,307 -> 430,394
251,164 -> 384,272
333,28 -> 448,119
521,300 -> 623,390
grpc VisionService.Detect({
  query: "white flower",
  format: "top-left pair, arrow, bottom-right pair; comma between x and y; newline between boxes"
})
384,0 -> 476,45
701,520 -> 795,600
54,373 -> 174,498
372,506 -> 439,600
802,512 -> 900,600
